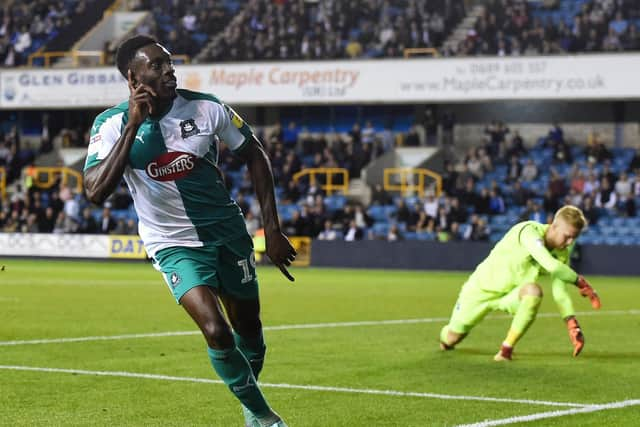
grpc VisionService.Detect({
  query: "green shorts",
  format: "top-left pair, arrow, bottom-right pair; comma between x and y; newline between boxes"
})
447,280 -> 524,335
152,236 -> 259,304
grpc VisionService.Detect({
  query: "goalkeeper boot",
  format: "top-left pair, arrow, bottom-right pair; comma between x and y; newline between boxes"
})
567,317 -> 585,357
494,343 -> 513,362
439,341 -> 454,351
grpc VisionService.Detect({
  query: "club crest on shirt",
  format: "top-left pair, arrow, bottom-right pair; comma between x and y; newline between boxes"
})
170,272 -> 181,288
180,119 -> 200,138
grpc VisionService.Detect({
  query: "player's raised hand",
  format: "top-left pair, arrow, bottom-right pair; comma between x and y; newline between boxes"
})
576,275 -> 601,309
127,70 -> 157,125
265,230 -> 297,282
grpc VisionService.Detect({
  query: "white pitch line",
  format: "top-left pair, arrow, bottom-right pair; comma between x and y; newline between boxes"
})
1,309 -> 638,347
455,399 -> 640,427
0,365 -> 591,408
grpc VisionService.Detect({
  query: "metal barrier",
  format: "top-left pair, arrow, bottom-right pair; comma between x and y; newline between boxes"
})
32,167 -> 83,193
383,167 -> 442,196
28,51 -> 190,67
0,167 -> 6,201
292,168 -> 349,196
28,51 -> 106,67
403,47 -> 440,58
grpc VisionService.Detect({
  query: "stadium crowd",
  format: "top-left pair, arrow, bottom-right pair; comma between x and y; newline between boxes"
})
2,118 -> 639,246
454,0 -> 640,56
6,0 -> 640,68
0,0 -> 90,66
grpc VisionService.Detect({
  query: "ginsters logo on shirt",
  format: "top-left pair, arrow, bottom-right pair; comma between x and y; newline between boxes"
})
146,152 -> 195,181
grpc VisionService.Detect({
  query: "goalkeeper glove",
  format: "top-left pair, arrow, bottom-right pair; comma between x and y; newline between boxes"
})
576,275 -> 601,309
566,317 -> 584,357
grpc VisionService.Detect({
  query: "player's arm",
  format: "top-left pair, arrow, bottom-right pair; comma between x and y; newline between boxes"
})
521,226 -> 600,309
519,225 -> 578,283
85,72 -> 155,204
217,104 -> 296,281
551,277 -> 575,319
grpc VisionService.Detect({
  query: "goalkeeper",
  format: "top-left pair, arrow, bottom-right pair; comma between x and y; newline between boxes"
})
439,205 -> 601,361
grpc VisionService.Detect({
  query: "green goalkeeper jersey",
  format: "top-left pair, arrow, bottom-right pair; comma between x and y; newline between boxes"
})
469,221 -> 578,294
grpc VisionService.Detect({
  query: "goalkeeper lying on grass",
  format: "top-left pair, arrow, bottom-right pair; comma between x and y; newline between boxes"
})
439,205 -> 601,361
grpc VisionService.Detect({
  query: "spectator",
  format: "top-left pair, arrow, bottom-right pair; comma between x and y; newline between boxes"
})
344,219 -> 364,241
521,158 -> 538,182
371,183 -> 393,206
387,224 -> 403,241
594,177 -> 617,213
77,207 -> 98,234
506,155 -> 522,183
423,193 -> 439,220
423,108 -> 438,146
317,220 -> 339,240
488,189 -> 505,215
468,215 -> 490,241
98,207 -> 116,234
581,196 -> 599,226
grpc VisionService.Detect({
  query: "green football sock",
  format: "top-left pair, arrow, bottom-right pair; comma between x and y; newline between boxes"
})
504,295 -> 542,347
207,346 -> 271,418
233,331 -> 266,380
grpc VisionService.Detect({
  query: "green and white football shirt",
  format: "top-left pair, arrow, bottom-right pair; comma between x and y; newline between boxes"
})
84,89 -> 253,257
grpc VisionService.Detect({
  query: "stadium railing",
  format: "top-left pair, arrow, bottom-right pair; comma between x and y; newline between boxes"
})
28,51 -> 106,67
383,167 -> 442,197
403,48 -> 440,58
292,168 -> 349,196
32,167 -> 83,193
27,51 -> 190,67
0,167 -> 6,201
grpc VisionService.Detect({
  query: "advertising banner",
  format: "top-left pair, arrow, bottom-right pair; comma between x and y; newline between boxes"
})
0,233 -> 108,258
108,235 -> 147,259
2,54 -> 640,108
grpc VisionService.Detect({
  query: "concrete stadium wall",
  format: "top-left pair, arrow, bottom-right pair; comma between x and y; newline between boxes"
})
310,240 -> 640,276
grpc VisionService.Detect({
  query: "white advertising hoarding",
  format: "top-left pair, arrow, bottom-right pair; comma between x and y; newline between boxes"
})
0,233 -> 147,259
1,54 -> 639,108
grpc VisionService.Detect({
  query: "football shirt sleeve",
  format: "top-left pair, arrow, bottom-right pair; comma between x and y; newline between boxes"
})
214,102 -> 256,153
84,110 -> 124,170
551,277 -> 576,319
519,224 -> 578,283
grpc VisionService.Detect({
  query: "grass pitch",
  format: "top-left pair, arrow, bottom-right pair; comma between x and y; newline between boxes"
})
1,259 -> 639,426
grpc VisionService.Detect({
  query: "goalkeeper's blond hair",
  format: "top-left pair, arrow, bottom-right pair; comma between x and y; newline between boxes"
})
554,205 -> 587,230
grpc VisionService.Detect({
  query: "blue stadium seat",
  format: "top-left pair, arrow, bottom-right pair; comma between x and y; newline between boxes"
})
324,195 -> 346,213
371,222 -> 390,237
367,205 -> 388,222
415,232 -> 435,241
278,204 -> 298,222
403,231 -> 418,240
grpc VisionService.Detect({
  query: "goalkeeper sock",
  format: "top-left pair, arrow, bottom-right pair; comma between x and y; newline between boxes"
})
504,295 -> 542,347
207,346 -> 271,418
233,331 -> 266,380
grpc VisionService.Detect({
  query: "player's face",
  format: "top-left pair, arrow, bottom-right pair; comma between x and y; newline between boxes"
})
548,218 -> 580,249
131,43 -> 177,100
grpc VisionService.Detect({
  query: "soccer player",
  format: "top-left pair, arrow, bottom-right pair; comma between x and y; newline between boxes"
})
439,205 -> 601,361
83,36 -> 295,427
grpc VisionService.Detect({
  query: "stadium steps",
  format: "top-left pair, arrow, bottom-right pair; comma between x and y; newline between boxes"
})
348,178 -> 371,206
443,4 -> 485,53
195,9 -> 246,62
44,0 -> 115,55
